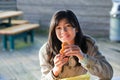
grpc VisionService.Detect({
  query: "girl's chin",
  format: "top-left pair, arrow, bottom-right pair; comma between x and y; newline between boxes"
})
61,38 -> 72,42
61,39 -> 74,44
61,40 -> 69,43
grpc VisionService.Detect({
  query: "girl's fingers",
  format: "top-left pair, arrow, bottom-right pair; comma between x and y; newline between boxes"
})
64,45 -> 80,52
54,54 -> 69,67
55,61 -> 63,67
63,45 -> 84,58
64,48 -> 80,54
62,57 -> 69,64
55,57 -> 69,67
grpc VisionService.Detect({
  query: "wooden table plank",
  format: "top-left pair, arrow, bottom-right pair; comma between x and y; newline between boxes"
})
0,24 -> 39,35
0,11 -> 23,19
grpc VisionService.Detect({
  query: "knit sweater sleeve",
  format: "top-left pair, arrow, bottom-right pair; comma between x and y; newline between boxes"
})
80,36 -> 113,80
39,43 -> 57,80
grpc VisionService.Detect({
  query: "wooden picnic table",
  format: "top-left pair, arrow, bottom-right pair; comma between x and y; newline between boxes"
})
0,11 -> 39,51
0,11 -> 23,26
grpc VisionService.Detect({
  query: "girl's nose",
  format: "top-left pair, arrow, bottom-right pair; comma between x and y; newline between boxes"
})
61,27 -> 67,32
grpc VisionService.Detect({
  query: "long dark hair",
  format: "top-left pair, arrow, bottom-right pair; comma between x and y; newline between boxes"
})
46,10 -> 88,66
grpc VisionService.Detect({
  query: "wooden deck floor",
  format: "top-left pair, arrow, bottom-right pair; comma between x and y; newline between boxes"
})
0,36 -> 120,80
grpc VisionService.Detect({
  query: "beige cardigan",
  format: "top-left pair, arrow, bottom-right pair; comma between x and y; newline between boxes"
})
39,36 -> 113,80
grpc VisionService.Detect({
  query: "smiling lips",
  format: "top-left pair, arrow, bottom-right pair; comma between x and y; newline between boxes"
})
61,34 -> 70,40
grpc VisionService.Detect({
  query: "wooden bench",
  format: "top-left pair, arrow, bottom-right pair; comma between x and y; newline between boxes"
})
0,23 -> 39,51
2,20 -> 29,26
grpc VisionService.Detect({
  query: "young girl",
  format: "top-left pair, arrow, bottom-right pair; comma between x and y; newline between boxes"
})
39,10 -> 113,80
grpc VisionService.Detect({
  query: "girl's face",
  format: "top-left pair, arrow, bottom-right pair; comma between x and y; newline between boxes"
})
55,18 -> 77,44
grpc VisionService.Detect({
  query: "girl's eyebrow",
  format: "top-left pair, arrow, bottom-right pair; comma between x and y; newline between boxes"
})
65,23 -> 71,25
57,23 -> 70,26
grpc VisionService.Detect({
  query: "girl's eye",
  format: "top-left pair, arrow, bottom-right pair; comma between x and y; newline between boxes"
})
66,24 -> 73,29
56,27 -> 61,30
66,24 -> 72,27
67,25 -> 71,28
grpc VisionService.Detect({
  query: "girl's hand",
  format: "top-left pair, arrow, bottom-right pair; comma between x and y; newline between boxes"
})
63,45 -> 84,60
52,54 -> 68,76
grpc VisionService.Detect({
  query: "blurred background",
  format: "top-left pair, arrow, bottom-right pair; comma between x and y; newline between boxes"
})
0,0 -> 112,37
0,0 -> 120,80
